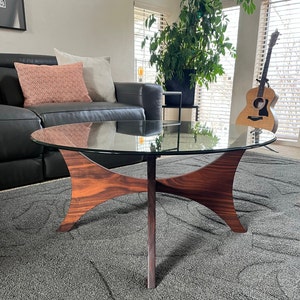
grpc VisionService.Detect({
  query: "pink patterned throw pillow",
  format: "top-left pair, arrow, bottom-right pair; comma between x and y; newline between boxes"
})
14,62 -> 92,107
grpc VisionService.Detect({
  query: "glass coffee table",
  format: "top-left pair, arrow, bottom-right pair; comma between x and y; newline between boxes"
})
31,120 -> 276,288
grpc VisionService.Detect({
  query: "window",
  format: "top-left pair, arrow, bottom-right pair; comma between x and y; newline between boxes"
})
134,6 -> 166,83
195,6 -> 240,134
255,0 -> 300,142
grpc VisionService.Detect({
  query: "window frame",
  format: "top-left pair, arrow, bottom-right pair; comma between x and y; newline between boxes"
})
134,6 -> 167,83
254,0 -> 300,143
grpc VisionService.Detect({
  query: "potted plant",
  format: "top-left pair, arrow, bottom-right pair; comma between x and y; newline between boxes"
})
142,0 -> 255,106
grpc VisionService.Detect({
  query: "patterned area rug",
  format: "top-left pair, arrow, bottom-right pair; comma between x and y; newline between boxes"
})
0,151 -> 299,299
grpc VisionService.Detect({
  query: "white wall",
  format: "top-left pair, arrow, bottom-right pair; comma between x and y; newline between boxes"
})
230,0 -> 262,123
0,0 -> 180,82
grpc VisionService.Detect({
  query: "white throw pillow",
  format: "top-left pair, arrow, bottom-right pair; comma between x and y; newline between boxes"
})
54,48 -> 116,103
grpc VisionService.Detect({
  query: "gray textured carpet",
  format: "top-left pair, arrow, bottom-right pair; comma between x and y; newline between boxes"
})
0,151 -> 300,300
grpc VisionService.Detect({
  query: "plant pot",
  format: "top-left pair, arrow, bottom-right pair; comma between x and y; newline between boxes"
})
165,69 -> 196,107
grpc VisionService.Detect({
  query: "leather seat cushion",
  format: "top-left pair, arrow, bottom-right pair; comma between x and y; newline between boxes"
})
28,102 -> 145,127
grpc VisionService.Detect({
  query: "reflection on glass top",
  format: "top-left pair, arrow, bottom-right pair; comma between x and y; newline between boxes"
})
31,120 -> 276,155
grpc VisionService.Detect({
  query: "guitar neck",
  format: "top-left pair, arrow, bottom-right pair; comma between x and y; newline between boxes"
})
258,47 -> 273,97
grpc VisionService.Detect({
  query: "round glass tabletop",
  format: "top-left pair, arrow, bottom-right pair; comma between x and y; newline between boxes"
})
31,120 -> 276,156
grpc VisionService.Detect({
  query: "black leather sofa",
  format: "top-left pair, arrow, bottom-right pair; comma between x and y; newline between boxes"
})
0,53 -> 162,190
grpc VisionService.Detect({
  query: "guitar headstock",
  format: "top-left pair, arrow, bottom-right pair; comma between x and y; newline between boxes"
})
269,29 -> 280,48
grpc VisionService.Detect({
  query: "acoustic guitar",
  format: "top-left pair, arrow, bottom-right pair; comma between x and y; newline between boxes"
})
236,30 -> 280,133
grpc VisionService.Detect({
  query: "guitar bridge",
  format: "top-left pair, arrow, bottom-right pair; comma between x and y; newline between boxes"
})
248,116 -> 263,121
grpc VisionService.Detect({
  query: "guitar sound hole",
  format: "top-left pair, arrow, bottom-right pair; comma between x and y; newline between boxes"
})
253,97 -> 266,109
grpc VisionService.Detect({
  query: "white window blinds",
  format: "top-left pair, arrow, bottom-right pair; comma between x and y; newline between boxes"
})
134,7 -> 166,83
195,6 -> 240,133
255,0 -> 300,141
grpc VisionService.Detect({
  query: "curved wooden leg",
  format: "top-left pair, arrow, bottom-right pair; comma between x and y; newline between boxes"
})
58,150 -> 147,232
156,150 -> 247,233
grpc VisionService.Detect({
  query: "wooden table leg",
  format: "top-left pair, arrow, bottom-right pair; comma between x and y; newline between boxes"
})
156,150 -> 247,233
147,155 -> 156,288
58,149 -> 246,289
57,150 -> 147,232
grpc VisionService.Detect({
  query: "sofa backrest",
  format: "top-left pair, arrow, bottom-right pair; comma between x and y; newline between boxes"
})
0,53 -> 57,107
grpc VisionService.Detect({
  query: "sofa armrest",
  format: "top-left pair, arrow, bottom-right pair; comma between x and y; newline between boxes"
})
114,82 -> 162,120
0,105 -> 43,161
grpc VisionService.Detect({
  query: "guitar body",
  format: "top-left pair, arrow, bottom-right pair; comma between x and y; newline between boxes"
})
236,86 -> 278,132
236,30 -> 280,133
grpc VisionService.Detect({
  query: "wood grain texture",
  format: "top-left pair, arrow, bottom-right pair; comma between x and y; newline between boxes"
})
57,149 -> 247,289
156,150 -> 247,233
57,150 -> 148,232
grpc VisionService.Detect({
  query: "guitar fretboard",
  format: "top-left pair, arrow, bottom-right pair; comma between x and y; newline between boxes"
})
258,46 -> 273,97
